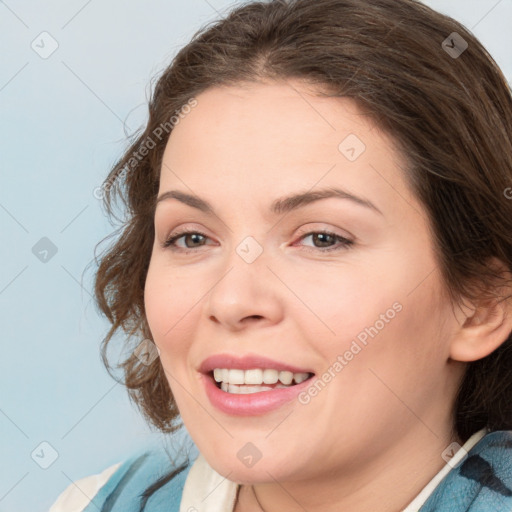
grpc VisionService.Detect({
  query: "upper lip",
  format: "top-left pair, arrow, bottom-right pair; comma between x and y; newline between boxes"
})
199,353 -> 314,374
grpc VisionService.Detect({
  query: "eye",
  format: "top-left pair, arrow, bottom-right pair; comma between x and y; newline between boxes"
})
295,230 -> 354,252
161,229 -> 213,253
161,229 -> 354,253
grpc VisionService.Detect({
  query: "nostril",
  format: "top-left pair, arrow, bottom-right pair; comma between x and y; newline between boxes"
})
243,315 -> 264,323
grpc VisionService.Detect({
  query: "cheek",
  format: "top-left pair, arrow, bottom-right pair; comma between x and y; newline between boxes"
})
342,277 -> 449,393
308,256 -> 446,377
143,258 -> 204,358
292,262 -> 403,354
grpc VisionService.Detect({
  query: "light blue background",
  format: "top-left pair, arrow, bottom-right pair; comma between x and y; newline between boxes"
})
1,1 -> 511,510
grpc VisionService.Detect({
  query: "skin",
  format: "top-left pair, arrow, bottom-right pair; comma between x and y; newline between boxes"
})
144,80 -> 512,511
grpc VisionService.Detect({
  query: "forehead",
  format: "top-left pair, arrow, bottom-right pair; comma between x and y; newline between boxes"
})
159,81 -> 416,218
165,81 -> 381,164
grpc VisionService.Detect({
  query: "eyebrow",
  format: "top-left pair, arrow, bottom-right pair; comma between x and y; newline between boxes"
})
155,187 -> 383,216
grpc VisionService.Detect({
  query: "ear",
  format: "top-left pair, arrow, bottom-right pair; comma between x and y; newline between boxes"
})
449,258 -> 512,362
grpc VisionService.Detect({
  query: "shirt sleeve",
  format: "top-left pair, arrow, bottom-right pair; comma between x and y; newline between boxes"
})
48,462 -> 121,512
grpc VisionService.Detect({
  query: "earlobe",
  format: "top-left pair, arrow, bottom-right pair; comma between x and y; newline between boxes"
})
449,291 -> 512,363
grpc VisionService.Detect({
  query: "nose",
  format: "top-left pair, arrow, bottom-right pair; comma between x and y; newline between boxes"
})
204,242 -> 285,331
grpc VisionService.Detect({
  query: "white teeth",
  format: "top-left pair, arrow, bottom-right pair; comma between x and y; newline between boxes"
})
279,371 -> 293,385
262,369 -> 279,384
228,369 -> 245,385
222,383 -> 275,394
244,369 -> 263,384
212,368 -> 311,386
293,373 -> 309,384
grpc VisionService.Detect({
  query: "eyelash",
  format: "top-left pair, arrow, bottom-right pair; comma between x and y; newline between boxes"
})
161,229 -> 354,254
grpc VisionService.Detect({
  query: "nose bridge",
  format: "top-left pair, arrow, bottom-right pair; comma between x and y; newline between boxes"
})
218,203 -> 270,270
234,234 -> 266,266
205,232 -> 283,326
218,233 -> 271,296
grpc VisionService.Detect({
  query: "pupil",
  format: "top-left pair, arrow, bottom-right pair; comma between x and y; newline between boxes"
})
315,233 -> 333,247
188,234 -> 203,246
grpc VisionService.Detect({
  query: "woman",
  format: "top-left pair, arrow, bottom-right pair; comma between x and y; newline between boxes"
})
50,0 -> 512,510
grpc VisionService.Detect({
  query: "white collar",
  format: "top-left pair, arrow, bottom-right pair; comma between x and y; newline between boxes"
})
179,452 -> 239,512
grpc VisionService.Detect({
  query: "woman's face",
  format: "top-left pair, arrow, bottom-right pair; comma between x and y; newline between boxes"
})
144,81 -> 465,484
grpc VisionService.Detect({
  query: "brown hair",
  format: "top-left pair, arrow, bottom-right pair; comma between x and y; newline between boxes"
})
94,0 -> 512,442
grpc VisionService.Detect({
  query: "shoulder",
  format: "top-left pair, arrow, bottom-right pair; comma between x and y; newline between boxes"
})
465,429 -> 512,481
49,448 -> 194,512
49,461 -> 121,511
420,429 -> 512,512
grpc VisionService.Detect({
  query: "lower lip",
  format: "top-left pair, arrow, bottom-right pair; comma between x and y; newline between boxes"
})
201,373 -> 315,416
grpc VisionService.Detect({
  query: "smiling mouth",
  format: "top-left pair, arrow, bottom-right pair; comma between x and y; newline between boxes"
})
209,368 -> 315,394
